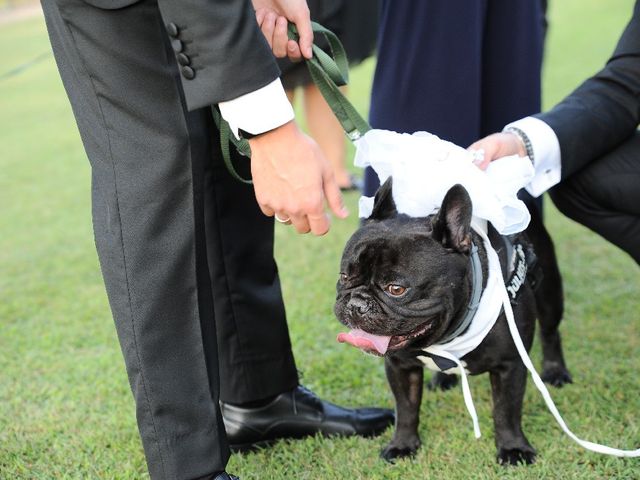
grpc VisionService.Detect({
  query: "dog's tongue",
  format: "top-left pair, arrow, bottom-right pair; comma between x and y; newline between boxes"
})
337,328 -> 392,355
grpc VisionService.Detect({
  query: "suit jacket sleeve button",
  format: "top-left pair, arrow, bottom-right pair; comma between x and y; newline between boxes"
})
181,66 -> 195,80
171,39 -> 183,53
166,22 -> 179,37
177,53 -> 191,66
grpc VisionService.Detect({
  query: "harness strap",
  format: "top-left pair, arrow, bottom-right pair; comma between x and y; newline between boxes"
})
291,22 -> 371,141
213,21 -> 372,184
505,242 -> 528,303
500,234 -> 532,304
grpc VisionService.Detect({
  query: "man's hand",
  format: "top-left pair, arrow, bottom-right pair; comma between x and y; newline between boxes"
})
252,0 -> 313,61
249,121 -> 348,235
468,132 -> 527,170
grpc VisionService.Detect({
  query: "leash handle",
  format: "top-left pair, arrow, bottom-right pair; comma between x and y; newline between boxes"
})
212,107 -> 253,184
213,21 -> 372,184
288,22 -> 372,141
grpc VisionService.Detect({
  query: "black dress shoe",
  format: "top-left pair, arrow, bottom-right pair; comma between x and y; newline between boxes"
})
212,473 -> 238,480
221,386 -> 394,451
194,471 -> 238,480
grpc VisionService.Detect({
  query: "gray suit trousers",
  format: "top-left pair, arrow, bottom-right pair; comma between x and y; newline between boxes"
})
41,0 -> 299,478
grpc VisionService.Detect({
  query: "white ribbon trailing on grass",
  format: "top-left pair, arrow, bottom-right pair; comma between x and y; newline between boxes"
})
500,275 -> 640,457
426,227 -> 640,456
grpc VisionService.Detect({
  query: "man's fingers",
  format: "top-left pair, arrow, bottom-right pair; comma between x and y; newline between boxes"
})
469,148 -> 493,170
323,171 -> 348,219
260,11 -> 277,48
272,16 -> 289,58
292,9 -> 313,58
307,213 -> 330,236
287,39 -> 303,62
259,203 -> 275,217
468,140 -> 482,151
255,8 -> 267,27
475,158 -> 491,171
468,147 -> 487,170
468,138 -> 502,170
290,214 -> 311,234
274,212 -> 292,225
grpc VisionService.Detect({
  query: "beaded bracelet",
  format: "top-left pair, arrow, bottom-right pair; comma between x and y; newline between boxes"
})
504,126 -> 534,164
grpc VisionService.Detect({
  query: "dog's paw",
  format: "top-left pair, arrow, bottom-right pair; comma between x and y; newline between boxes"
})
380,438 -> 421,463
427,372 -> 459,391
541,364 -> 573,388
496,447 -> 536,466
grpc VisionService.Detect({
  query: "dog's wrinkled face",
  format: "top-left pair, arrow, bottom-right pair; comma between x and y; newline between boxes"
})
335,179 -> 474,356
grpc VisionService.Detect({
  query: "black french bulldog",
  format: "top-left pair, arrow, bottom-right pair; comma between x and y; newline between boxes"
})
334,178 -> 571,465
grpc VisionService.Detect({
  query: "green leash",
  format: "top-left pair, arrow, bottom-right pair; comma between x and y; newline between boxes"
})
212,21 -> 372,184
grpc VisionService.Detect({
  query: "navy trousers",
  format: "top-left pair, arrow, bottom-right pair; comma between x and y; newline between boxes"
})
364,0 -> 546,200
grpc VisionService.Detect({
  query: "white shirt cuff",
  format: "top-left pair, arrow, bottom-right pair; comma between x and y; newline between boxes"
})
218,79 -> 295,140
505,117 -> 561,197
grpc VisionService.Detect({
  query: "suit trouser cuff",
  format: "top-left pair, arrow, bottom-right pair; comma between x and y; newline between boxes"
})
219,352 -> 299,404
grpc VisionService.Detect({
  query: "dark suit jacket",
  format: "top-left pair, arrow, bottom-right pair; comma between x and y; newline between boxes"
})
78,0 -> 280,111
535,0 -> 640,179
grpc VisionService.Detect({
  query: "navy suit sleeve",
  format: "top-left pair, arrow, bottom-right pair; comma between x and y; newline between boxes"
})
535,0 -> 640,179
157,0 -> 281,111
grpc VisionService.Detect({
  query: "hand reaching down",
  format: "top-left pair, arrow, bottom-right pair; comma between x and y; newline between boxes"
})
249,121 -> 348,235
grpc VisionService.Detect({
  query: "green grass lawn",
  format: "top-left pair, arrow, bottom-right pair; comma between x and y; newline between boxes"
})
1,1 -> 639,478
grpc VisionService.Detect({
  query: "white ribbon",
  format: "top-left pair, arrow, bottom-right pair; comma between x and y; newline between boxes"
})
422,348 -> 482,439
500,279 -> 640,457
428,226 -> 640,456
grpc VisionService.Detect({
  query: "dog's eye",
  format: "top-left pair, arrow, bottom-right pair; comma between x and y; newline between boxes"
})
386,284 -> 407,296
339,273 -> 348,283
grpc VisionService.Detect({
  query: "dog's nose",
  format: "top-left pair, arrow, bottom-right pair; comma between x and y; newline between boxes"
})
348,297 -> 370,314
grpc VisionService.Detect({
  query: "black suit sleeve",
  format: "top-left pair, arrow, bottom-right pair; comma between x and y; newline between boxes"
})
535,0 -> 640,180
157,0 -> 281,111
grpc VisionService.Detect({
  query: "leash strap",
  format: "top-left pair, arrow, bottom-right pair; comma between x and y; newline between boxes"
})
213,107 -> 253,184
289,22 -> 372,141
213,21 -> 372,184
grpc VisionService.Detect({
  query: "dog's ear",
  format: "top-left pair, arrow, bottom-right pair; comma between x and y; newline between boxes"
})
432,184 -> 473,254
370,177 -> 397,220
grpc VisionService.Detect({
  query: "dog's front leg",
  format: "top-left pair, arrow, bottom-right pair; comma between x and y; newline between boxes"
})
381,356 -> 423,462
489,361 -> 536,465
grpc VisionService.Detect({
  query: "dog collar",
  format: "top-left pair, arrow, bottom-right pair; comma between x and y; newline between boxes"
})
437,242 -> 483,345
